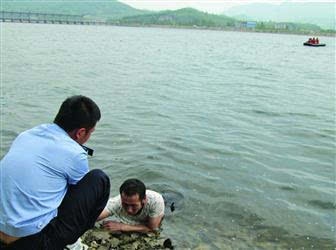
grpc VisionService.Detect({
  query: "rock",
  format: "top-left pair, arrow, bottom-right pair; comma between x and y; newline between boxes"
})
130,233 -> 138,239
97,246 -> 107,250
131,241 -> 140,249
163,238 -> 173,249
109,237 -> 120,248
82,228 -> 173,250
170,202 -> 175,212
91,231 -> 110,242
90,240 -> 98,248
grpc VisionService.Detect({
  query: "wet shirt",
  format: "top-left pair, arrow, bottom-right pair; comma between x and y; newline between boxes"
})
0,124 -> 89,237
106,190 -> 165,225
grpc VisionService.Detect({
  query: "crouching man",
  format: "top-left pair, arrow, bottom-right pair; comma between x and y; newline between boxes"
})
98,179 -> 164,233
0,95 -> 110,250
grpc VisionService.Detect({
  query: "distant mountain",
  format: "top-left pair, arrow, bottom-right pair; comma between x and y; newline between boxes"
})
0,0 -> 150,20
111,8 -> 236,27
224,2 -> 335,30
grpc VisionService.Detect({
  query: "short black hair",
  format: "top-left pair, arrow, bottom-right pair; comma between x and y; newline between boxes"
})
120,179 -> 146,200
54,95 -> 101,132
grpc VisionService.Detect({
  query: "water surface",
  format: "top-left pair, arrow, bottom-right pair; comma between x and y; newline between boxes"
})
1,23 -> 335,249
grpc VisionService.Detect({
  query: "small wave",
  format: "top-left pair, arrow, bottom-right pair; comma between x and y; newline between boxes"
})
251,109 -> 319,119
279,186 -> 297,191
252,109 -> 282,117
284,128 -> 336,142
1,129 -> 19,138
308,200 -> 336,210
254,224 -> 336,249
147,183 -> 185,215
160,139 -> 195,155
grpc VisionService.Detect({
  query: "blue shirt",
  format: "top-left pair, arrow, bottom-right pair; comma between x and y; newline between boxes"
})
0,124 -> 89,237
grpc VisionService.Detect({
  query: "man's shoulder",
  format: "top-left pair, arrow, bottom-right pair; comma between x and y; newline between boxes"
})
20,124 -> 65,141
145,190 -> 165,217
106,195 -> 122,213
111,194 -> 121,202
146,190 -> 162,197
18,123 -> 85,157
146,190 -> 164,205
40,124 -> 83,151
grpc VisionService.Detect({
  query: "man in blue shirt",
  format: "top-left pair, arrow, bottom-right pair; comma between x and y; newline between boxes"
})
0,95 -> 110,250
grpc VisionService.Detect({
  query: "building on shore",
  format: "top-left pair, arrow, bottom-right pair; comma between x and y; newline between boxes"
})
235,21 -> 257,29
274,22 -> 296,31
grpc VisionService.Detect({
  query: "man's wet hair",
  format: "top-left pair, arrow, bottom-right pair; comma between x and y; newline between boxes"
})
120,179 -> 146,200
54,95 -> 101,132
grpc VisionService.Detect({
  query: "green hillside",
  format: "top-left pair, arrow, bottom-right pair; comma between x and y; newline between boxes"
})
111,8 -> 236,27
1,0 -> 149,20
1,1 -> 334,35
224,2 -> 335,30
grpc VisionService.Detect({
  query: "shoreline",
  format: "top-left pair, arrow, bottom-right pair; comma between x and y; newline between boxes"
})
2,21 -> 335,37
110,23 -> 336,37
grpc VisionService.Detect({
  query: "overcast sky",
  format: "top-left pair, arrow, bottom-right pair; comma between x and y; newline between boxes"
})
118,0 -> 334,14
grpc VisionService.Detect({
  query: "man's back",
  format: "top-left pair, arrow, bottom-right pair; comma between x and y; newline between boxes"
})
0,123 -> 89,237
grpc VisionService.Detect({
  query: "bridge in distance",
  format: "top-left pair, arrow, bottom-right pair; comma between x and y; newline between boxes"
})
0,11 -> 109,25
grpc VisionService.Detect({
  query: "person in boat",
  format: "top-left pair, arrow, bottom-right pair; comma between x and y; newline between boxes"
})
312,37 -> 316,44
308,37 -> 313,44
98,179 -> 165,233
316,37 -> 319,44
0,95 -> 110,250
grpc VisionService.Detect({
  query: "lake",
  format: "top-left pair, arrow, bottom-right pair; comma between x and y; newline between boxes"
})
1,23 -> 335,249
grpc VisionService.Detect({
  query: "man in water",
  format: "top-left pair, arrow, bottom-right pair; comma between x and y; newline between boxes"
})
0,95 -> 110,250
98,179 -> 164,233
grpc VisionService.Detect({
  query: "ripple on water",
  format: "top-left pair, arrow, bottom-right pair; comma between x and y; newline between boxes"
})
221,202 -> 336,249
1,129 -> 19,138
307,200 -> 336,210
279,185 -> 297,191
254,226 -> 336,249
2,24 -> 336,249
148,183 -> 185,216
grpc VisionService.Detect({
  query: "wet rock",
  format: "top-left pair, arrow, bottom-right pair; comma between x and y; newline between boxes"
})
90,240 -> 98,248
96,246 -> 107,250
93,231 -> 110,242
170,202 -> 175,212
163,238 -> 173,249
131,241 -> 140,249
109,237 -> 120,248
81,227 -> 173,250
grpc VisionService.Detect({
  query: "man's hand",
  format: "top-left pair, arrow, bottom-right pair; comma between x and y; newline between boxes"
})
102,215 -> 164,233
102,220 -> 155,233
102,221 -> 123,232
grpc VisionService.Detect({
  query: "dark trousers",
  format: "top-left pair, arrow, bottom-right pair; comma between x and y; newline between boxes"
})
1,169 -> 110,250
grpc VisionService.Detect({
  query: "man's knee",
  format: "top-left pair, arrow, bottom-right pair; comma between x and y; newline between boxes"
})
87,169 -> 109,182
87,169 -> 110,190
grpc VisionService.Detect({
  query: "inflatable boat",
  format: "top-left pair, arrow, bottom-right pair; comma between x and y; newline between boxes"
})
303,42 -> 326,47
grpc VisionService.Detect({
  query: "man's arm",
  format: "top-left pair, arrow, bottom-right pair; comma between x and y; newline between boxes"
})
97,208 -> 111,221
147,214 -> 164,231
102,214 -> 164,233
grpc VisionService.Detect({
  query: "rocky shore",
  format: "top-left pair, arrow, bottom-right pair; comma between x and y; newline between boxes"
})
81,226 -> 174,250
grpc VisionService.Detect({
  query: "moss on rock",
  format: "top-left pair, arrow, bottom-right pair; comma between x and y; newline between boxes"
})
81,227 -> 173,250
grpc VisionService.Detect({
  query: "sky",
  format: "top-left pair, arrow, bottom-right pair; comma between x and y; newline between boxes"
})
118,0 -> 334,14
